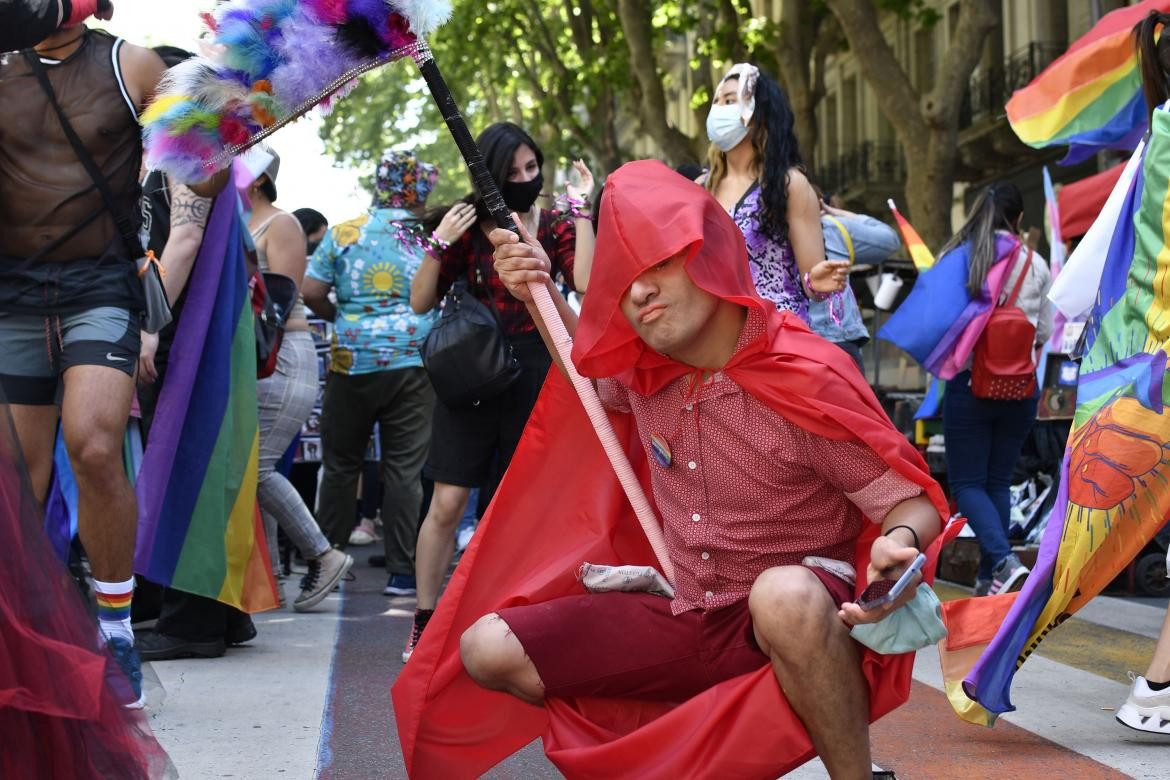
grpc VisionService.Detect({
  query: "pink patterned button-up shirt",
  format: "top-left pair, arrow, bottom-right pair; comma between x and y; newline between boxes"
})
598,311 -> 922,615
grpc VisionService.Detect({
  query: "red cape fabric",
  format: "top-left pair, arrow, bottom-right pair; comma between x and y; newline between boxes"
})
393,161 -> 952,778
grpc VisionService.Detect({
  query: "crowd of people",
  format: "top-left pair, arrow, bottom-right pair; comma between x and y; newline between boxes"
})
7,2 -> 1170,778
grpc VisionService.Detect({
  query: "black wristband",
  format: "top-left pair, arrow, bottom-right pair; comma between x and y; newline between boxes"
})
884,524 -> 920,551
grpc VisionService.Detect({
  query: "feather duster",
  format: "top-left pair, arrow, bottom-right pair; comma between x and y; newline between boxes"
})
142,0 -> 452,182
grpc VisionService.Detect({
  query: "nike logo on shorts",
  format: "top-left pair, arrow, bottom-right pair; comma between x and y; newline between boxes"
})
107,352 -> 128,362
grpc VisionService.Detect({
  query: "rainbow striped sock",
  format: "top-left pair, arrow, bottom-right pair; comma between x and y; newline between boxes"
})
93,577 -> 134,643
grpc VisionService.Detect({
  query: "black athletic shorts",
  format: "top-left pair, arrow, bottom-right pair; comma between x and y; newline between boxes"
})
0,306 -> 140,405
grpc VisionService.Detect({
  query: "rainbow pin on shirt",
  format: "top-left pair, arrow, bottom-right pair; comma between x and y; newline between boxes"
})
649,433 -> 672,468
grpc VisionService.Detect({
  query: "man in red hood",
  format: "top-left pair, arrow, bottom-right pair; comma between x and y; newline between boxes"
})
459,160 -> 945,778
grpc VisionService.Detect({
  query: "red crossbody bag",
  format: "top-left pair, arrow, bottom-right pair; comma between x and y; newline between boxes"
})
971,248 -> 1037,400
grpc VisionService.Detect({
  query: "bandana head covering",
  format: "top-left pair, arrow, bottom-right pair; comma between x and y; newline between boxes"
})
64,0 -> 100,27
715,63 -> 760,125
571,160 -> 767,381
374,150 -> 438,209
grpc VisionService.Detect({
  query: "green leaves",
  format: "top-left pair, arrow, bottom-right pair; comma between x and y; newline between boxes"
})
318,0 -> 832,202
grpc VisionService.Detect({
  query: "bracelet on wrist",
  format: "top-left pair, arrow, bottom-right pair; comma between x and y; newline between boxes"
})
562,194 -> 592,220
429,231 -> 451,251
802,271 -> 832,302
884,524 -> 920,551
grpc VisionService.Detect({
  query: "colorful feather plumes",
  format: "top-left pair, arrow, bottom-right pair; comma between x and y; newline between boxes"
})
142,0 -> 452,182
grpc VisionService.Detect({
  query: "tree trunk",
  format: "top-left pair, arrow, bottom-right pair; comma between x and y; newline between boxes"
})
773,0 -> 816,166
617,0 -> 700,164
905,129 -> 958,255
824,0 -> 997,249
690,9 -> 716,165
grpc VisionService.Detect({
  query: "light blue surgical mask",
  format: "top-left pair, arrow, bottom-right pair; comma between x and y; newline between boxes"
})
706,103 -> 750,152
849,584 -> 947,655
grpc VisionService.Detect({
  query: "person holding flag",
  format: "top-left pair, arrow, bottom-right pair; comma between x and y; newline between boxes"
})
1113,9 -> 1170,734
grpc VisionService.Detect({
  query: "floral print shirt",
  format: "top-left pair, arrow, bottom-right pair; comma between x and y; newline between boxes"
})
306,207 -> 437,375
730,182 -> 807,320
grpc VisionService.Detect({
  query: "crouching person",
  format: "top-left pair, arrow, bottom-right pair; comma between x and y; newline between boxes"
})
459,161 -> 945,779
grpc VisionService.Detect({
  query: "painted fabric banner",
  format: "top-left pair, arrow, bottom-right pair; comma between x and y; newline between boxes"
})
942,106 -> 1170,724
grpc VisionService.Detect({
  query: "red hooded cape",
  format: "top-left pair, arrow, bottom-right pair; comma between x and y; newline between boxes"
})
392,161 -> 955,778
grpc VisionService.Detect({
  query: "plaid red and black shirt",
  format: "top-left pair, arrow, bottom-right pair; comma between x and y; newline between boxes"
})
434,209 -> 576,337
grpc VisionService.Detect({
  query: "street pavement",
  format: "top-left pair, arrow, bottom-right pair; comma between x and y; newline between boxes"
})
143,554 -> 1170,779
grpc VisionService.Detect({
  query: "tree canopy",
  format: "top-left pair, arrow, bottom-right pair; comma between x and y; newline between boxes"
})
319,0 -> 768,204
319,0 -> 987,246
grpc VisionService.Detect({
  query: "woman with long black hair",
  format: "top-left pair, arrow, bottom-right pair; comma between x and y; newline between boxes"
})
406,122 -> 592,661
940,182 -> 1051,598
703,64 -> 847,319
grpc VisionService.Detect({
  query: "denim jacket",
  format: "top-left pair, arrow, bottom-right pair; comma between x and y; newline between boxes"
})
807,214 -> 900,343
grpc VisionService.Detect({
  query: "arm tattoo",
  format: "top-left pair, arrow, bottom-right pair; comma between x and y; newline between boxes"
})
170,185 -> 212,230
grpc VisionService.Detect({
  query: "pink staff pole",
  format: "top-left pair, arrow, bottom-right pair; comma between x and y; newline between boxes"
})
413,48 -> 675,586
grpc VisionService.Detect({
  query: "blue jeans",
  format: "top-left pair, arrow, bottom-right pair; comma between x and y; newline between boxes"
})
943,372 -> 1037,579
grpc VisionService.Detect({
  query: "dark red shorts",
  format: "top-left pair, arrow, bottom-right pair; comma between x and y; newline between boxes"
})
497,566 -> 852,701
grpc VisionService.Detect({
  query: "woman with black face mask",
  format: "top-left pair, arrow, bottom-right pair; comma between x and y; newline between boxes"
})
406,121 -> 592,661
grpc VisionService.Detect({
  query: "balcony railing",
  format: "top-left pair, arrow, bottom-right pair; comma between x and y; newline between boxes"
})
960,42 -> 1064,129
817,141 -> 906,196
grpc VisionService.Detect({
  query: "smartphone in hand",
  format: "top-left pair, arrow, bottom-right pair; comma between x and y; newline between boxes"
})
857,552 -> 927,611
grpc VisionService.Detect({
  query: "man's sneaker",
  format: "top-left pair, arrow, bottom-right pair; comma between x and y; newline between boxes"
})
349,518 -> 377,546
294,549 -> 354,612
384,574 -> 417,596
106,636 -> 145,709
974,578 -> 992,597
1117,673 -> 1170,734
988,553 -> 1029,596
136,630 -> 226,661
403,617 -> 424,663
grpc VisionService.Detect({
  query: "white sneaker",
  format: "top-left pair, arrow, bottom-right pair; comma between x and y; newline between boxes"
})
348,519 -> 376,546
988,553 -> 1029,596
456,525 -> 475,552
1117,673 -> 1170,734
294,549 -> 354,612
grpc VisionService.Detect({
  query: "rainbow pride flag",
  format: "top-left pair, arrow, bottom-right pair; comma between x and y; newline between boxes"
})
134,192 -> 277,612
887,199 -> 935,271
1007,1 -> 1170,164
940,105 -> 1170,725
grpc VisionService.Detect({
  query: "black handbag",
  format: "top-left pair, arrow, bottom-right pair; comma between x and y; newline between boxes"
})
421,271 -> 522,408
24,50 -> 172,334
245,238 -> 297,378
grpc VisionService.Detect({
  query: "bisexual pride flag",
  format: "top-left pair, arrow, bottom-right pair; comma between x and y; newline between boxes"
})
941,106 -> 1170,725
134,192 -> 277,612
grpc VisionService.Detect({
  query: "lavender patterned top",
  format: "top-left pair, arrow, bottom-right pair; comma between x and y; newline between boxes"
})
730,183 -> 807,320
